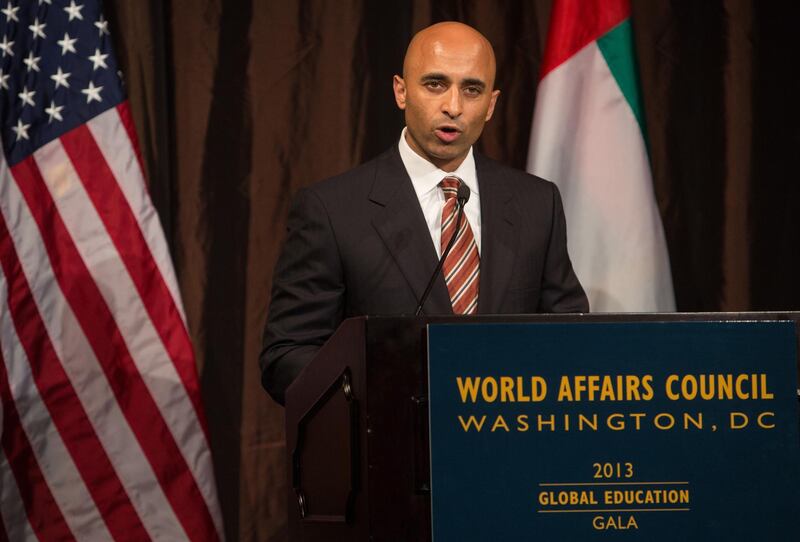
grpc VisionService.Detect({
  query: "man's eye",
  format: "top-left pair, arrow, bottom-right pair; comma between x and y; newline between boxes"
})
464,87 -> 481,96
426,81 -> 444,89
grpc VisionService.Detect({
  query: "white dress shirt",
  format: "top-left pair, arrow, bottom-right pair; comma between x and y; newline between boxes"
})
397,127 -> 481,258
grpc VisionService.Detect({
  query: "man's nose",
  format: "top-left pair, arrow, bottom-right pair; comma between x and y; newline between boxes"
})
442,86 -> 463,117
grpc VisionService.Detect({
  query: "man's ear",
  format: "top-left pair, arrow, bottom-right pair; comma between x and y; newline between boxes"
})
393,75 -> 407,110
485,89 -> 500,121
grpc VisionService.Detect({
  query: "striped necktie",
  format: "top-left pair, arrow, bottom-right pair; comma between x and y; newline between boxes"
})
440,177 -> 480,314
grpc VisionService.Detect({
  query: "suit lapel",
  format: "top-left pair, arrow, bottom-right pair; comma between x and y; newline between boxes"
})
476,153 -> 518,314
369,148 -> 453,315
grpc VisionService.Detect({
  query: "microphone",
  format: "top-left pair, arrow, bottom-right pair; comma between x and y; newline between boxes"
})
415,180 -> 471,316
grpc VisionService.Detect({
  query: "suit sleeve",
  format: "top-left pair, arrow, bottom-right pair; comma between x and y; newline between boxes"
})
260,187 -> 345,405
538,183 -> 590,313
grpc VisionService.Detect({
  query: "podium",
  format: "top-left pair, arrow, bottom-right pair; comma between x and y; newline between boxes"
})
284,313 -> 800,541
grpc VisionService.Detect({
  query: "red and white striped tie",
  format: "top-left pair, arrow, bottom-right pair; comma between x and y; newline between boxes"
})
440,177 -> 480,314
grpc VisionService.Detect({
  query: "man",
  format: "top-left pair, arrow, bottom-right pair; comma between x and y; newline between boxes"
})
261,22 -> 588,405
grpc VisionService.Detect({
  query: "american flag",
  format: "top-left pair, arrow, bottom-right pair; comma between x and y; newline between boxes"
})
0,1 -> 223,540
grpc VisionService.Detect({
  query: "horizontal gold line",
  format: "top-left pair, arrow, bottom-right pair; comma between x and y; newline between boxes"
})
539,481 -> 689,487
538,508 -> 691,514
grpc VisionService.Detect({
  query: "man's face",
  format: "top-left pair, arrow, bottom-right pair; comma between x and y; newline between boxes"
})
393,29 -> 500,172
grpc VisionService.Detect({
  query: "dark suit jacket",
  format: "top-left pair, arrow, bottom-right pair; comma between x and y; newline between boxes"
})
260,146 -> 588,404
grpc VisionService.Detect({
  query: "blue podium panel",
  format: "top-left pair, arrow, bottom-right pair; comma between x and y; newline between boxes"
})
427,322 -> 800,541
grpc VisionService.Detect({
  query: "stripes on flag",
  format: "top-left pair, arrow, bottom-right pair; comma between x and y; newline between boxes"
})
0,203 -> 148,540
0,347 -> 77,541
1,2 -> 223,540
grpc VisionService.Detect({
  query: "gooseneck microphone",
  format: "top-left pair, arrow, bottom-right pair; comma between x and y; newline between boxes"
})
415,181 -> 471,316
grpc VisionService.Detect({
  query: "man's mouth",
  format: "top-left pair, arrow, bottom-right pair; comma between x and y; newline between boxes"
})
434,126 -> 462,143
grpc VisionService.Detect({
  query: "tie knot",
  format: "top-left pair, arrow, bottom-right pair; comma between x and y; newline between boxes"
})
440,176 -> 461,201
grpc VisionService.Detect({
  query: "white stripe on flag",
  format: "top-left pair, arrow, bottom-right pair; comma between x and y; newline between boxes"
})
0,269 -> 111,538
88,107 -> 187,325
33,138 -> 219,528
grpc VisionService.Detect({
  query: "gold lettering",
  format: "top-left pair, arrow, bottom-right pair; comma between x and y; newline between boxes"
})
587,375 -> 601,400
654,413 -> 675,430
681,376 -> 697,400
735,375 -> 749,399
481,378 -> 498,402
500,377 -> 514,402
607,413 -> 625,430
730,412 -> 748,429
665,375 -> 680,400
757,412 -> 775,429
629,413 -> 645,430
491,415 -> 509,432
515,376 -> 530,402
457,415 -> 486,432
530,376 -> 547,401
557,376 -> 573,401
683,412 -> 703,429
718,374 -> 733,399
600,376 -> 616,401
574,376 -> 587,400
625,375 -> 641,401
578,414 -> 598,431
456,377 -> 480,403
761,374 -> 774,399
641,375 -> 654,400
538,414 -> 556,431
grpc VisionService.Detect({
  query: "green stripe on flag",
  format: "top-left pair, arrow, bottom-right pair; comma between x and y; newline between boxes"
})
596,18 -> 648,142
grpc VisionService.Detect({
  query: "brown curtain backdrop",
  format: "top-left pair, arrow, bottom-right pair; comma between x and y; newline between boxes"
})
106,1 -> 800,540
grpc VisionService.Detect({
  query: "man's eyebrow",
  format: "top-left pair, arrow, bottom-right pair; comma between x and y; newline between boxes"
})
420,72 -> 451,82
419,73 -> 487,89
461,78 -> 486,89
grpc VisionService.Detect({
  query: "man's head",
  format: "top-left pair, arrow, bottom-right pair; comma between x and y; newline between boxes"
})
393,22 -> 500,172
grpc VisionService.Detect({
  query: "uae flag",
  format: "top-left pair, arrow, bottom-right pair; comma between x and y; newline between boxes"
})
527,0 -> 675,312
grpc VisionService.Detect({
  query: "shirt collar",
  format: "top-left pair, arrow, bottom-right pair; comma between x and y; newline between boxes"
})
398,127 -> 479,199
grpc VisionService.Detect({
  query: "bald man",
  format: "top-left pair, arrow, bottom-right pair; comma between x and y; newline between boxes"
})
261,22 -> 588,404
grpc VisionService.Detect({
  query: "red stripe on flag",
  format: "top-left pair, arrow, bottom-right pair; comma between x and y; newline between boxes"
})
539,0 -> 630,80
10,156 -> 219,540
116,102 -> 148,191
0,215 -> 145,541
60,123 -> 209,439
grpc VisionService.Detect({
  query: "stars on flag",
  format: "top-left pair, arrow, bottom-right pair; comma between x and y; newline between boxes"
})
57,32 -> 78,55
45,100 -> 64,123
1,2 -> 20,23
23,51 -> 42,72
12,118 -> 30,140
2,3 -> 118,158
0,34 -> 13,57
88,48 -> 108,70
81,81 -> 102,103
18,86 -> 35,107
29,17 -> 47,39
95,14 -> 109,36
51,67 -> 71,89
64,1 -> 84,22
